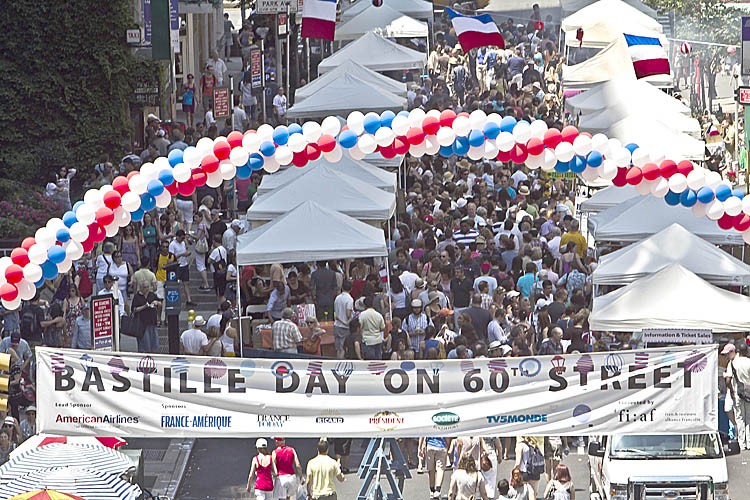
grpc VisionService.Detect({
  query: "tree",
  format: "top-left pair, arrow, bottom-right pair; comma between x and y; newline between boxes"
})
0,0 -> 160,184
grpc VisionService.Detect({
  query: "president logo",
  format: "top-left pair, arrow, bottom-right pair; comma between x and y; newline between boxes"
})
432,411 -> 460,430
486,414 -> 548,424
369,411 -> 404,431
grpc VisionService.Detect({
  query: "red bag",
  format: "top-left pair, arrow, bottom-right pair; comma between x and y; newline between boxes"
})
78,268 -> 93,298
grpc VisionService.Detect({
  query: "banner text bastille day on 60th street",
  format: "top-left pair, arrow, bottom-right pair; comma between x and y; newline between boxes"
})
36,346 -> 717,438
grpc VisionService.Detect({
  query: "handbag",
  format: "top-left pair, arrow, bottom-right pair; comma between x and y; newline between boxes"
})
302,333 -> 321,355
120,313 -> 144,339
195,236 -> 209,254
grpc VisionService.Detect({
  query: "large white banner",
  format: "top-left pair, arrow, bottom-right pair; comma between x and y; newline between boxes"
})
37,346 -> 717,437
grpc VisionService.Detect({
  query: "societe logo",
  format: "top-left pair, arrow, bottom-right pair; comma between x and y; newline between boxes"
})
258,414 -> 290,428
432,411 -> 460,430
315,416 -> 345,424
369,410 -> 404,431
486,414 -> 548,424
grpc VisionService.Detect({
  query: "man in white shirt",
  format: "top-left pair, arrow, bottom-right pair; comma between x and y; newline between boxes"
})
209,51 -> 228,86
181,316 -> 209,355
723,342 -> 750,450
333,280 -> 354,359
232,97 -> 248,131
222,220 -> 243,252
99,274 -> 125,316
273,87 -> 287,124
168,230 -> 195,306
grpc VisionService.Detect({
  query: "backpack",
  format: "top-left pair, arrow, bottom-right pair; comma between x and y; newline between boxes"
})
212,248 -> 228,280
545,481 -> 571,500
77,268 -> 93,298
522,442 -> 545,478
20,306 -> 41,341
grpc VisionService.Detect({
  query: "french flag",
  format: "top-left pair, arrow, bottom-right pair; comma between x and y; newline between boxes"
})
302,0 -> 337,41
446,8 -> 505,52
624,34 -> 670,79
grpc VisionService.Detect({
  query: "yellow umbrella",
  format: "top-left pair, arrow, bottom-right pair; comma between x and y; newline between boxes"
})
10,490 -> 87,500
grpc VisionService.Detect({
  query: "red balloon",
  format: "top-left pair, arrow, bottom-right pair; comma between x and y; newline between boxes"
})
641,162 -> 659,181
612,167 -> 628,187
625,167 -> 643,185
127,170 -> 139,180
192,170 -> 208,187
659,160 -> 677,178
292,151 -> 308,167
4,264 -> 24,285
0,283 -> 18,302
227,131 -> 244,148
305,143 -> 321,161
112,176 -> 130,195
81,238 -> 95,253
201,154 -> 220,173
543,128 -> 562,149
177,181 -> 195,197
393,137 -> 409,155
10,248 -> 29,267
560,125 -> 579,144
734,214 -> 750,232
89,223 -> 106,243
496,150 -> 512,162
102,190 -> 122,210
526,137 -> 544,156
406,127 -> 425,145
21,237 -> 35,251
509,144 -> 528,164
213,140 -> 231,161
165,182 -> 179,196
95,207 -> 115,226
676,160 -> 694,176
439,110 -> 456,128
422,116 -> 440,136
457,112 -> 470,118
318,134 -> 336,153
380,144 -> 396,159
718,213 -> 737,230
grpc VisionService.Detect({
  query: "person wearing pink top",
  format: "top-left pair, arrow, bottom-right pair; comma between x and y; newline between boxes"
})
247,438 -> 276,499
272,437 -> 306,500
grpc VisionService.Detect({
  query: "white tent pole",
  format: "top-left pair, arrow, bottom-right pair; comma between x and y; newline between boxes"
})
236,262 -> 242,356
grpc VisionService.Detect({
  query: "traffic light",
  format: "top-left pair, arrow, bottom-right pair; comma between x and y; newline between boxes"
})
0,353 -> 11,411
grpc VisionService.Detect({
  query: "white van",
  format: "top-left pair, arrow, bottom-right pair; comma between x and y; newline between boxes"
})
587,433 -> 736,500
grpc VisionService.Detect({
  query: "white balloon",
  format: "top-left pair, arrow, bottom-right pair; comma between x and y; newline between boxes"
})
667,173 -> 688,193
83,189 -> 104,209
275,146 -> 293,166
1,297 -> 21,312
302,121 -> 322,142
525,153 -> 543,170
347,111 -> 365,136
512,121 -> 531,143
600,159 -> 618,181
323,146 -> 343,163
483,140 -> 498,160
263,156 -> 280,173
229,146 -> 249,167
724,196 -> 743,216
155,191 -> 173,208
408,108 -> 426,128
409,142 -> 427,158
635,179 -> 652,195
436,127 -> 456,147
631,148 -> 650,168
46,218 -> 65,233
452,116 -> 471,137
128,174 -> 148,195
321,116 -> 342,137
374,127 -> 395,147
206,170 -> 224,188
692,201 -> 709,217
288,134 -> 307,154
467,146 -> 484,161
140,162 -> 158,180
105,221 -> 119,238
256,124 -> 275,142
57,258 -> 73,274
183,147 -> 201,168
121,192 -> 141,212
607,138 -> 623,153
496,132 -> 515,152
23,263 -> 42,282
572,135 -> 592,157
242,132 -> 261,153
358,134 -> 377,154
581,166 -> 601,183
686,168 -> 706,190
612,147 -> 632,168
114,207 -> 131,227
0,257 -> 10,276
349,145 -> 365,160
220,162 -> 236,181
35,227 -> 55,248
154,157 -> 171,172
469,110 -> 487,130
391,115 -> 410,136
529,119 -> 548,140
706,199 -> 725,220
648,148 -> 666,164
426,109 -> 441,120
69,222 -> 89,243
705,171 -> 722,189
590,134 -> 609,156
649,178 -> 669,198
17,279 -> 36,301
75,204 -> 95,225
486,113 -> 502,127
541,149 -> 557,171
425,136 -> 440,155
196,136 -> 215,154
172,163 -> 190,183
742,195 -> 750,216
554,142 -> 574,163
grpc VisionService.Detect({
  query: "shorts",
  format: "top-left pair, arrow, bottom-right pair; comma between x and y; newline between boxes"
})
275,475 -> 298,497
177,265 -> 190,283
254,490 -> 273,500
175,199 -> 194,225
544,439 -> 563,460
193,249 -> 206,273
522,471 -> 540,482
425,447 -> 447,471
333,326 -> 349,351
182,103 -> 195,113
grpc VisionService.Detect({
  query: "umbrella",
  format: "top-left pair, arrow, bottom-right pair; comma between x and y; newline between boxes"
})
0,444 -> 134,484
0,467 -> 141,500
11,434 -> 127,459
8,490 -> 86,500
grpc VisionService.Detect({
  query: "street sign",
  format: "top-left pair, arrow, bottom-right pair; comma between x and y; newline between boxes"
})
739,86 -> 750,105
278,13 -> 288,36
91,295 -> 114,351
213,87 -> 230,118
166,288 -> 179,303
743,17 -> 750,76
250,48 -> 263,89
257,0 -> 299,14
127,29 -> 142,45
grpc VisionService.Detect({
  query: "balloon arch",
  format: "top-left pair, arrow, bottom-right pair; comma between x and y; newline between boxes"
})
1,108 -> 749,310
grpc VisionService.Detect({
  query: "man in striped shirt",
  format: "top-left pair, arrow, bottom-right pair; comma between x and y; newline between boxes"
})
452,219 -> 479,247
404,299 -> 433,353
272,308 -> 302,354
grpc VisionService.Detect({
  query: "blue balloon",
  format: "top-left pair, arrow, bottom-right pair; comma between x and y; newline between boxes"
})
483,121 -> 500,140
397,110 -> 410,117
72,201 -> 84,212
439,145 -> 454,158
47,245 -> 66,264
696,186 -> 715,204
452,137 -> 470,156
168,148 -> 183,167
338,130 -> 358,149
140,193 -> 156,211
586,151 -> 603,168
248,153 -> 264,171
272,126 -> 289,146
288,123 -> 303,135
570,155 -> 587,173
147,179 -> 165,197
158,169 -> 175,186
715,184 -> 732,202
680,189 -> 698,207
55,228 -> 70,244
34,277 -> 45,288
41,259 -> 58,280
380,110 -> 396,129
62,211 -> 78,228
500,116 -> 517,133
236,165 -> 252,180
363,115 -> 381,135
732,189 -> 745,200
554,161 -> 570,173
130,208 -> 145,222
624,143 -> 639,154
468,129 -> 485,148
664,190 -> 681,206
260,141 -> 276,157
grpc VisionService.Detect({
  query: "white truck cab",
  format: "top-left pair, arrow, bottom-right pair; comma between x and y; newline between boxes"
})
587,433 -> 736,500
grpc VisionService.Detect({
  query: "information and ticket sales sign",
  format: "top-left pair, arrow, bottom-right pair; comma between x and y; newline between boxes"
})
90,295 -> 114,351
641,328 -> 713,345
37,346 -> 717,438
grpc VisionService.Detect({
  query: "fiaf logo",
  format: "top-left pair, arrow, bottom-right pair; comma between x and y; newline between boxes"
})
432,412 -> 460,428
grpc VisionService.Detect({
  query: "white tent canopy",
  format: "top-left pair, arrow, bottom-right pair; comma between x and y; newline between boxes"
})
237,201 -> 387,265
587,195 -> 744,245
335,4 -> 427,40
295,60 -> 406,103
604,117 -> 705,160
566,77 -> 690,115
257,155 -> 397,195
318,32 -> 426,74
593,223 -> 750,286
590,263 -> 750,332
380,15 -> 430,39
579,185 -> 642,214
364,152 -> 404,169
247,163 -> 396,223
286,72 -> 406,119
562,0 -> 655,16
561,0 -> 662,48
343,0 -> 433,21
579,108 -> 701,138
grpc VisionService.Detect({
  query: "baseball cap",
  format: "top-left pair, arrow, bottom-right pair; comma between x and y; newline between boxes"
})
415,278 -> 425,288
507,290 -> 521,298
256,438 -> 268,449
273,437 -> 285,442
25,406 -> 36,413
156,129 -> 166,137
3,416 -> 14,425
721,343 -> 736,355
535,298 -> 550,309
411,299 -> 423,308
231,219 -> 242,228
10,332 -> 20,344
456,198 -> 468,208
207,314 -> 222,329
193,315 -> 207,327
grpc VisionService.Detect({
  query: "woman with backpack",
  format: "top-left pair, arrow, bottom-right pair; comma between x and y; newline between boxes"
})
542,463 -> 575,500
515,436 -> 544,499
508,466 -> 535,500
